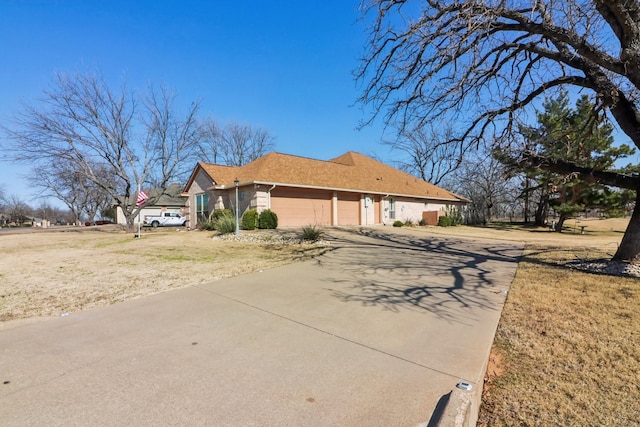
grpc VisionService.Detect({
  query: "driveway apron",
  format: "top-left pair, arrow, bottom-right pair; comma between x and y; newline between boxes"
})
0,228 -> 522,426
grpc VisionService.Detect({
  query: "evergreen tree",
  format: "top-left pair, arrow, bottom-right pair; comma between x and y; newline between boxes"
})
515,92 -> 636,231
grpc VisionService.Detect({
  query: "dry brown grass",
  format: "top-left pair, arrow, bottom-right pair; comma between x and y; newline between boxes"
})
416,216 -> 629,247
0,227 -> 327,325
468,218 -> 640,427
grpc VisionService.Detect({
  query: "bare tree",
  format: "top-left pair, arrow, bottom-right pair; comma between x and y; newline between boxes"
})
0,185 -> 6,225
29,162 -> 84,225
197,116 -> 223,164
446,154 -> 519,224
34,201 -> 65,225
197,118 -> 275,166
143,85 -> 202,187
28,159 -> 115,225
358,0 -> 640,260
4,194 -> 32,226
1,71 -> 202,229
384,124 -> 468,185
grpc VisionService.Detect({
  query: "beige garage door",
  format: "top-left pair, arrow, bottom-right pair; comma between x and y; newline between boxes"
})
337,192 -> 360,225
270,188 -> 332,226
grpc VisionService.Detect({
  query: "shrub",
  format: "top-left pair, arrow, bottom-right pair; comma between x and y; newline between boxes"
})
241,209 -> 258,230
211,209 -> 233,222
392,220 -> 404,227
438,216 -> 452,227
258,209 -> 278,229
200,209 -> 235,230
404,218 -> 414,227
200,219 -> 216,231
418,218 -> 427,226
214,215 -> 237,234
301,225 -> 322,242
446,205 -> 463,226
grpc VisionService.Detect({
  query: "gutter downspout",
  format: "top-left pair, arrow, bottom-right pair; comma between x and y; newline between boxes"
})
381,194 -> 390,225
267,184 -> 277,210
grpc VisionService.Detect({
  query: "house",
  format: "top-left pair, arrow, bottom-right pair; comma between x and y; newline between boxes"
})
182,151 -> 468,228
115,183 -> 187,226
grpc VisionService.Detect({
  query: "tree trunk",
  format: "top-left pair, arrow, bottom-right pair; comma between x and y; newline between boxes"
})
125,212 -> 138,232
534,195 -> 549,226
524,178 -> 530,223
613,191 -> 640,261
534,204 -> 545,226
555,213 -> 568,233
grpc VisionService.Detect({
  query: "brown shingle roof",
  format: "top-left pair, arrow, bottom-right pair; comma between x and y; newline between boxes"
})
191,151 -> 467,202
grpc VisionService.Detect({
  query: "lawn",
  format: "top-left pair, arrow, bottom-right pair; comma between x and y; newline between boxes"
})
436,218 -> 640,426
0,227 -> 327,324
478,242 -> 639,426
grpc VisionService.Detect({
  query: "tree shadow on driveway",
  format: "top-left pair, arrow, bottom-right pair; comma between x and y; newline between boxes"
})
316,227 -> 523,323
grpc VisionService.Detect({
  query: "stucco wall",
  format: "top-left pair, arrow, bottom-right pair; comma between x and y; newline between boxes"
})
381,198 -> 461,225
252,185 -> 271,211
235,186 -> 258,217
202,185 -> 260,225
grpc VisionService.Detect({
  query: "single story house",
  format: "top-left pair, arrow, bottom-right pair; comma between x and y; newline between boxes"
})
182,151 -> 468,228
115,183 -> 187,226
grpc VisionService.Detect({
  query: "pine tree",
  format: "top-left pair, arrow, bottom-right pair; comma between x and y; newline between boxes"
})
515,92 -> 636,231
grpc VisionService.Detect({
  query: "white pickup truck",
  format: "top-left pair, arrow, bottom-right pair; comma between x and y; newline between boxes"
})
143,212 -> 187,228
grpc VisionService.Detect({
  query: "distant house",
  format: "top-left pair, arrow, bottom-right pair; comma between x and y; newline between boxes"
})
115,183 -> 187,226
182,151 -> 468,228
29,217 -> 46,227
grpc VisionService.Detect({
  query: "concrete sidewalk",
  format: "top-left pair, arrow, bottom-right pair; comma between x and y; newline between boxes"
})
0,228 -> 522,426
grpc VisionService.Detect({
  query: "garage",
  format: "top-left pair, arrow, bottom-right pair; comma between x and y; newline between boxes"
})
270,187 -> 332,226
337,192 -> 360,225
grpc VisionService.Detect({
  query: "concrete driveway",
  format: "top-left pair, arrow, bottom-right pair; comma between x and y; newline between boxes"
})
0,228 -> 522,426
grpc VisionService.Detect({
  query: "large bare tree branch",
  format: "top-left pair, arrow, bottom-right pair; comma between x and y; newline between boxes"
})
357,0 -> 640,260
521,153 -> 640,190
357,0 -> 640,146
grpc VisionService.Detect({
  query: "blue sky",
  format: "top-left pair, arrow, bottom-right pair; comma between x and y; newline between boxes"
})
0,1 -> 392,204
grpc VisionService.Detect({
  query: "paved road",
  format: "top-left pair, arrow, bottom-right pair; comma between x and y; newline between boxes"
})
0,228 -> 522,426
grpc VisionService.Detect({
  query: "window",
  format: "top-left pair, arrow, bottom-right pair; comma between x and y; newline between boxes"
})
196,193 -> 209,223
389,198 -> 396,220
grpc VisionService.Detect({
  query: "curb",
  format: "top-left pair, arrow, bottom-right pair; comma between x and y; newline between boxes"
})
426,350 -> 492,427
421,382 -> 477,427
439,386 -> 474,427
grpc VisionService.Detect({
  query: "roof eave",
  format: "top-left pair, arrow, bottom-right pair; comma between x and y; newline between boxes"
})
250,181 -> 468,203
202,180 -> 467,204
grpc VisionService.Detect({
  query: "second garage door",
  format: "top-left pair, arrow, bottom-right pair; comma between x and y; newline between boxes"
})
337,192 -> 360,225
